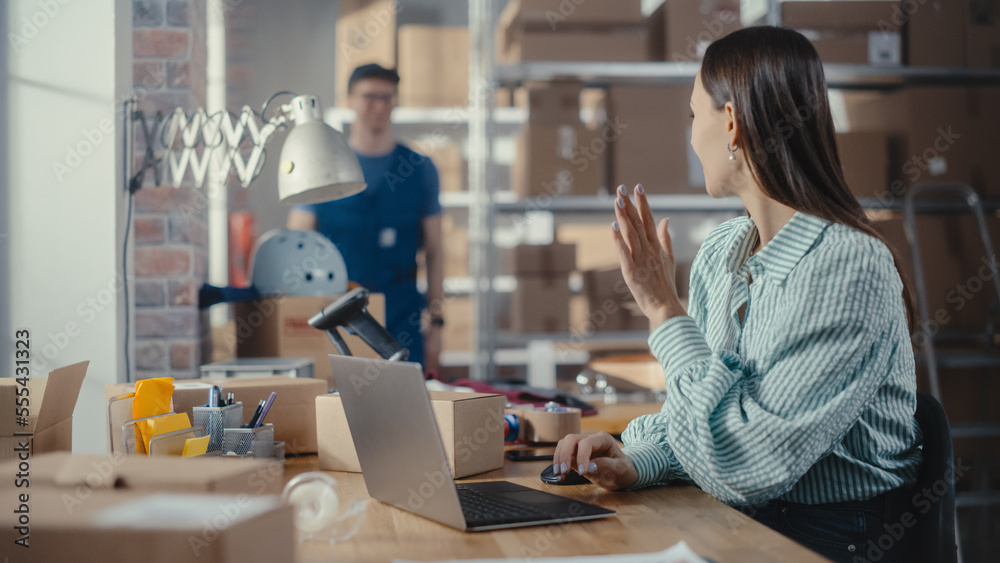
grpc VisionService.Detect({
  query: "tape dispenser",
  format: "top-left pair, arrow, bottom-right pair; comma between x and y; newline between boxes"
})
505,401 -> 581,444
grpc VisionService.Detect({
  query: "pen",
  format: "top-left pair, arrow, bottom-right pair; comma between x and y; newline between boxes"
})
226,392 -> 235,406
253,392 -> 277,429
245,400 -> 265,428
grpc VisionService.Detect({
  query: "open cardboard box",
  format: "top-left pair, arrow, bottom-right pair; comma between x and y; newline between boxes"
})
0,452 -> 284,495
317,391 -> 505,477
0,361 -> 87,463
106,376 -> 327,454
1,488 -> 293,563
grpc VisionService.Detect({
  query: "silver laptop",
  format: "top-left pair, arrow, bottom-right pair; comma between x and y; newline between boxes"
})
329,355 -> 616,531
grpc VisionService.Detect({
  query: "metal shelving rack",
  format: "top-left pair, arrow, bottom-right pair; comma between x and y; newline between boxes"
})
465,1 -> 1000,384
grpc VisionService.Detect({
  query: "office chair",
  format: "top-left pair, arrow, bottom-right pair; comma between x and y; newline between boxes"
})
909,392 -> 958,563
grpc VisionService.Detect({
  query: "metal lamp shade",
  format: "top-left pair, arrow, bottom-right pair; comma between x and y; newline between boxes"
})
277,119 -> 366,205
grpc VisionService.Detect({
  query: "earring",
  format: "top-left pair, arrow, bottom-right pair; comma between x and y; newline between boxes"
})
727,143 -> 737,162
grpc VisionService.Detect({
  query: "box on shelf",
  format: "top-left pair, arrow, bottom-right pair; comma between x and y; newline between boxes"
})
419,141 -> 465,192
507,243 -> 577,275
316,390 -> 505,476
233,293 -> 385,385
512,123 -> 604,197
874,213 -> 1000,329
607,85 -> 705,195
442,296 -> 473,351
497,0 -> 647,63
907,0 -> 966,67
556,223 -> 619,271
836,131 -> 890,199
441,214 -> 469,278
511,276 -> 571,333
397,25 -> 469,107
581,268 -> 646,333
0,361 -> 86,463
0,489 -> 293,563
516,81 -> 583,125
781,1 -> 901,65
648,0 -> 741,62
335,0 -> 397,106
0,452 -> 283,495
841,87 -> 1000,197
967,0 -> 1000,68
106,376 -> 327,455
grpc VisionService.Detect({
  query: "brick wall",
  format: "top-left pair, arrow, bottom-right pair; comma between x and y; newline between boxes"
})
132,0 -> 211,380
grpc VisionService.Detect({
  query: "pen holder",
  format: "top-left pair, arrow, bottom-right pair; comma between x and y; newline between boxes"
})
193,403 -> 244,453
221,423 -> 274,458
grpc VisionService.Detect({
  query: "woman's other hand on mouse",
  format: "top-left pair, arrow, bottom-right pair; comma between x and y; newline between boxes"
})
553,432 -> 638,490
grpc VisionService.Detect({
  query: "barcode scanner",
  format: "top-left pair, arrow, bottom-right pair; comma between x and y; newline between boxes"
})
308,287 -> 409,362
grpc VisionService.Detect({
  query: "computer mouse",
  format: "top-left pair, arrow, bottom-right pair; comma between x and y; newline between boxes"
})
540,463 -> 592,486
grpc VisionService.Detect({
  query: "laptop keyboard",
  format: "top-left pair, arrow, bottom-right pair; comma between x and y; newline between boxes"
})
456,485 -> 548,524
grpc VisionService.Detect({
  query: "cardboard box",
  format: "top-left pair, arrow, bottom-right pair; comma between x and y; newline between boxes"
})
556,223 -> 620,271
517,81 -> 583,125
336,0 -> 398,106
499,0 -> 644,26
0,361 -> 86,462
607,85 -> 705,195
841,87 -> 1000,197
397,25 -> 469,107
420,141 -> 465,192
782,1 -> 900,30
0,452 -> 283,495
508,243 -> 577,275
233,293 -> 385,385
967,0 -> 1000,68
499,28 -> 649,64
781,2 -> 901,65
107,376 -> 327,454
511,275 -> 571,333
0,489 -> 293,563
874,213 -> 1000,329
907,0 -> 966,66
581,269 -> 647,333
442,296 -> 472,351
316,391 -> 505,476
836,131 -> 890,198
649,0 -> 741,62
513,123 -> 604,197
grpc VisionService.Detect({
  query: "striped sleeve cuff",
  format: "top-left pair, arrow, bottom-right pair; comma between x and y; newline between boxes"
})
648,315 -> 713,378
621,442 -> 676,489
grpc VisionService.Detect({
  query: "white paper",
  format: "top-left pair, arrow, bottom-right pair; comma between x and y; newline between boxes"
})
392,540 -> 709,563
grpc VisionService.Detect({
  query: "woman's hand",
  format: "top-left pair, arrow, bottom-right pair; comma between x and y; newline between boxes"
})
613,184 -> 685,328
552,432 -> 639,490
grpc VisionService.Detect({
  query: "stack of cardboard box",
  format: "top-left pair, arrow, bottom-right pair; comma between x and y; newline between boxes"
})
335,0 -> 397,107
907,0 -> 1000,68
512,82 -> 605,197
496,0 -> 648,64
606,85 -> 705,195
397,25 -> 469,107
780,1 -> 902,66
509,243 -> 576,333
648,0 -> 741,62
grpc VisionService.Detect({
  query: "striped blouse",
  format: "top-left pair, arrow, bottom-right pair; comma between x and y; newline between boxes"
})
621,212 -> 922,506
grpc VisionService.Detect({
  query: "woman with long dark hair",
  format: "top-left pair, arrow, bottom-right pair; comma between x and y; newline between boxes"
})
553,27 -> 922,562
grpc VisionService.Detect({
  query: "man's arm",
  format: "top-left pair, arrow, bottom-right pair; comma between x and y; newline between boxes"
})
287,208 -> 317,230
422,214 -> 444,374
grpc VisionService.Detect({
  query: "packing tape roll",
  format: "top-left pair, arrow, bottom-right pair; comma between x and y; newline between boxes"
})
517,408 -> 581,444
282,472 -> 341,533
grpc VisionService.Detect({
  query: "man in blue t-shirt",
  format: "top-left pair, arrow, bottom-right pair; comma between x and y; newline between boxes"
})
288,64 -> 444,373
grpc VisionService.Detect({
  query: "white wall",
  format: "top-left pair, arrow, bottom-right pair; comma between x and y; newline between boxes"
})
6,0 -> 132,453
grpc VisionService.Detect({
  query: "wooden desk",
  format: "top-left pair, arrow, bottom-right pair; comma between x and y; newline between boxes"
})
580,402 -> 663,435
285,455 -> 830,563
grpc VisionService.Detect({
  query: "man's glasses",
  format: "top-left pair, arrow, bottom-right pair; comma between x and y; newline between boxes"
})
359,93 -> 395,105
